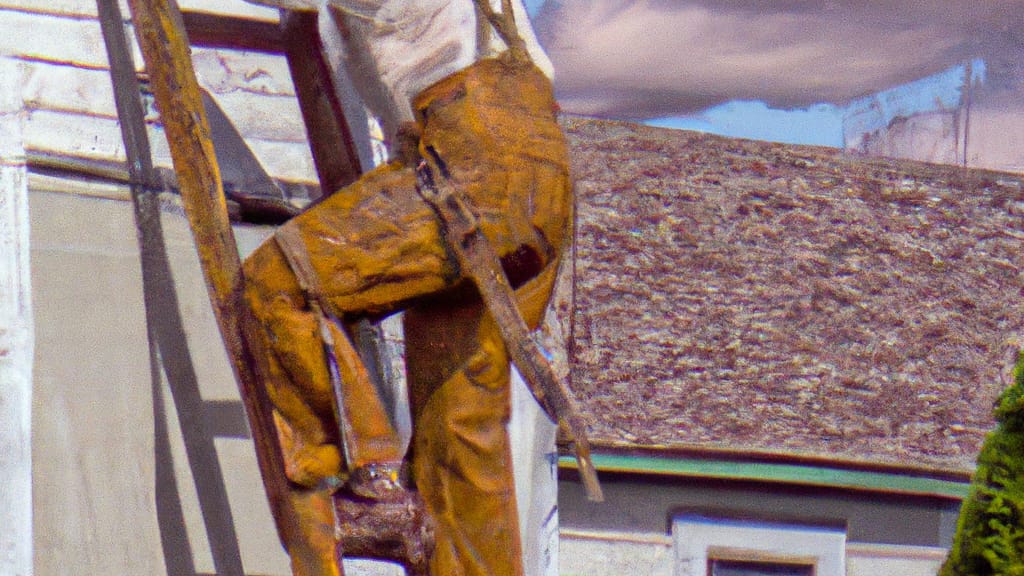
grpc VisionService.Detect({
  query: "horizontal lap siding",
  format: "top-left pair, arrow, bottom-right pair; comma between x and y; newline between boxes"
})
0,0 -> 277,21
0,9 -> 114,68
1,3 -> 318,184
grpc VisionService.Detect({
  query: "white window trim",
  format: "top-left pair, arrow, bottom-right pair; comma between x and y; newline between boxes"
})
673,515 -> 846,576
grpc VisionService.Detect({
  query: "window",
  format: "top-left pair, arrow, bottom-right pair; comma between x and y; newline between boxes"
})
674,515 -> 845,576
708,558 -> 814,576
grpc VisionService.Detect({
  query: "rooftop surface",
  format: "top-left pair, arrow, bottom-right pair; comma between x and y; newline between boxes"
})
564,117 -> 1024,474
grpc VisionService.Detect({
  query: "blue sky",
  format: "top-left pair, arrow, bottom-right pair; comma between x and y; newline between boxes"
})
647,102 -> 844,148
524,0 -> 544,15
645,59 -> 985,148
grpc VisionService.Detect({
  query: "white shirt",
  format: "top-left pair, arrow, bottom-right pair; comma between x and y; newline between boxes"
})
246,0 -> 552,136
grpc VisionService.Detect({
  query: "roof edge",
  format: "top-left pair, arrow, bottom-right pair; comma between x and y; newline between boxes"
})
559,447 -> 972,500
594,443 -> 974,480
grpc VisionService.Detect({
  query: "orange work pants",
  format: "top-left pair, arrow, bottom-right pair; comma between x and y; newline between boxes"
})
242,54 -> 572,576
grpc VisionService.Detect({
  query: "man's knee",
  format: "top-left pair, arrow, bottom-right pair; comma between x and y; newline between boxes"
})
243,238 -> 305,325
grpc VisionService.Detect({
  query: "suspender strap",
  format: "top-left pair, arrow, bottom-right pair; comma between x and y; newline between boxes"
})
274,225 -> 328,306
472,0 -> 530,62
273,225 -> 404,469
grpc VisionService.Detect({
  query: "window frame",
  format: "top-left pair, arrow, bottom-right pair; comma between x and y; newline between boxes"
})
706,554 -> 817,576
673,515 -> 845,576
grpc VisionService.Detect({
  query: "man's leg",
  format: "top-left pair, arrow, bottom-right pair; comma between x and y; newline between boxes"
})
242,162 -> 455,575
404,261 -> 560,576
242,56 -> 571,575
394,57 -> 571,575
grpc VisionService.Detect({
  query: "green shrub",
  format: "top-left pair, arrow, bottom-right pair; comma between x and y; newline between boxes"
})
941,350 -> 1024,575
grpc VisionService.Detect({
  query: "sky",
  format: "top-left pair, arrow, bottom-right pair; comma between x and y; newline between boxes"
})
647,100 -> 845,147
523,0 -> 1022,147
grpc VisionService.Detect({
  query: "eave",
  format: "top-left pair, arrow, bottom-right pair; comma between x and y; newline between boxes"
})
559,446 -> 972,500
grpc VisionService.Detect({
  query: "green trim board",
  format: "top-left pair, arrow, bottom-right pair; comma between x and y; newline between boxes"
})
559,453 -> 971,500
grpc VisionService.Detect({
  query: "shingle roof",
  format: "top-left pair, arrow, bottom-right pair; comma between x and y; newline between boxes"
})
564,117 -> 1024,473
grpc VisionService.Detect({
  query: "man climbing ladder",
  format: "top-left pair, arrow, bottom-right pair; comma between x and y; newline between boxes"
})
240,1 -> 575,574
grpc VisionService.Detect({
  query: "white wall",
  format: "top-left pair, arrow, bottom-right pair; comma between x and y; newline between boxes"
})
845,85 -> 1024,175
961,90 -> 1024,174
30,187 -> 168,575
27,180 -> 298,575
559,529 -> 674,576
846,543 -> 946,576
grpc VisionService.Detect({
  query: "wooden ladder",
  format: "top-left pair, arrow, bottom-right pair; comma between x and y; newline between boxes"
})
102,1 -> 427,574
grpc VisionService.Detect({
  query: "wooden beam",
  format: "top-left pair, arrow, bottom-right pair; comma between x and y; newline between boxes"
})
282,10 -> 362,196
179,8 -> 364,199
181,11 -> 283,53
125,0 -> 298,545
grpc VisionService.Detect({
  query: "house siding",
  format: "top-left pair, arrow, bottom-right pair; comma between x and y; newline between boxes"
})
1,2 -> 317,186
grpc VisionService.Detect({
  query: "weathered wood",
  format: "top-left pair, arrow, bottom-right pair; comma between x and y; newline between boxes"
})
5,9 -> 317,182
125,0 -> 298,546
181,10 -> 283,53
414,161 -> 603,502
0,8 -> 110,68
20,100 -> 316,186
281,9 -> 362,196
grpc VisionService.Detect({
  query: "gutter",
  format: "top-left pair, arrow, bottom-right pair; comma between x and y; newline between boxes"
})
559,451 -> 971,500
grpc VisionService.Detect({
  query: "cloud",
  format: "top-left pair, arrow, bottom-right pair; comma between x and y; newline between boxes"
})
535,0 -> 1024,119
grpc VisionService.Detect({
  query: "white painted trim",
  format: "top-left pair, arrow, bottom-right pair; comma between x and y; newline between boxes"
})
27,171 -> 131,200
0,55 -> 33,576
0,1 -> 276,20
845,542 -> 948,561
845,542 -> 948,576
673,516 -> 846,576
560,528 -> 674,547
